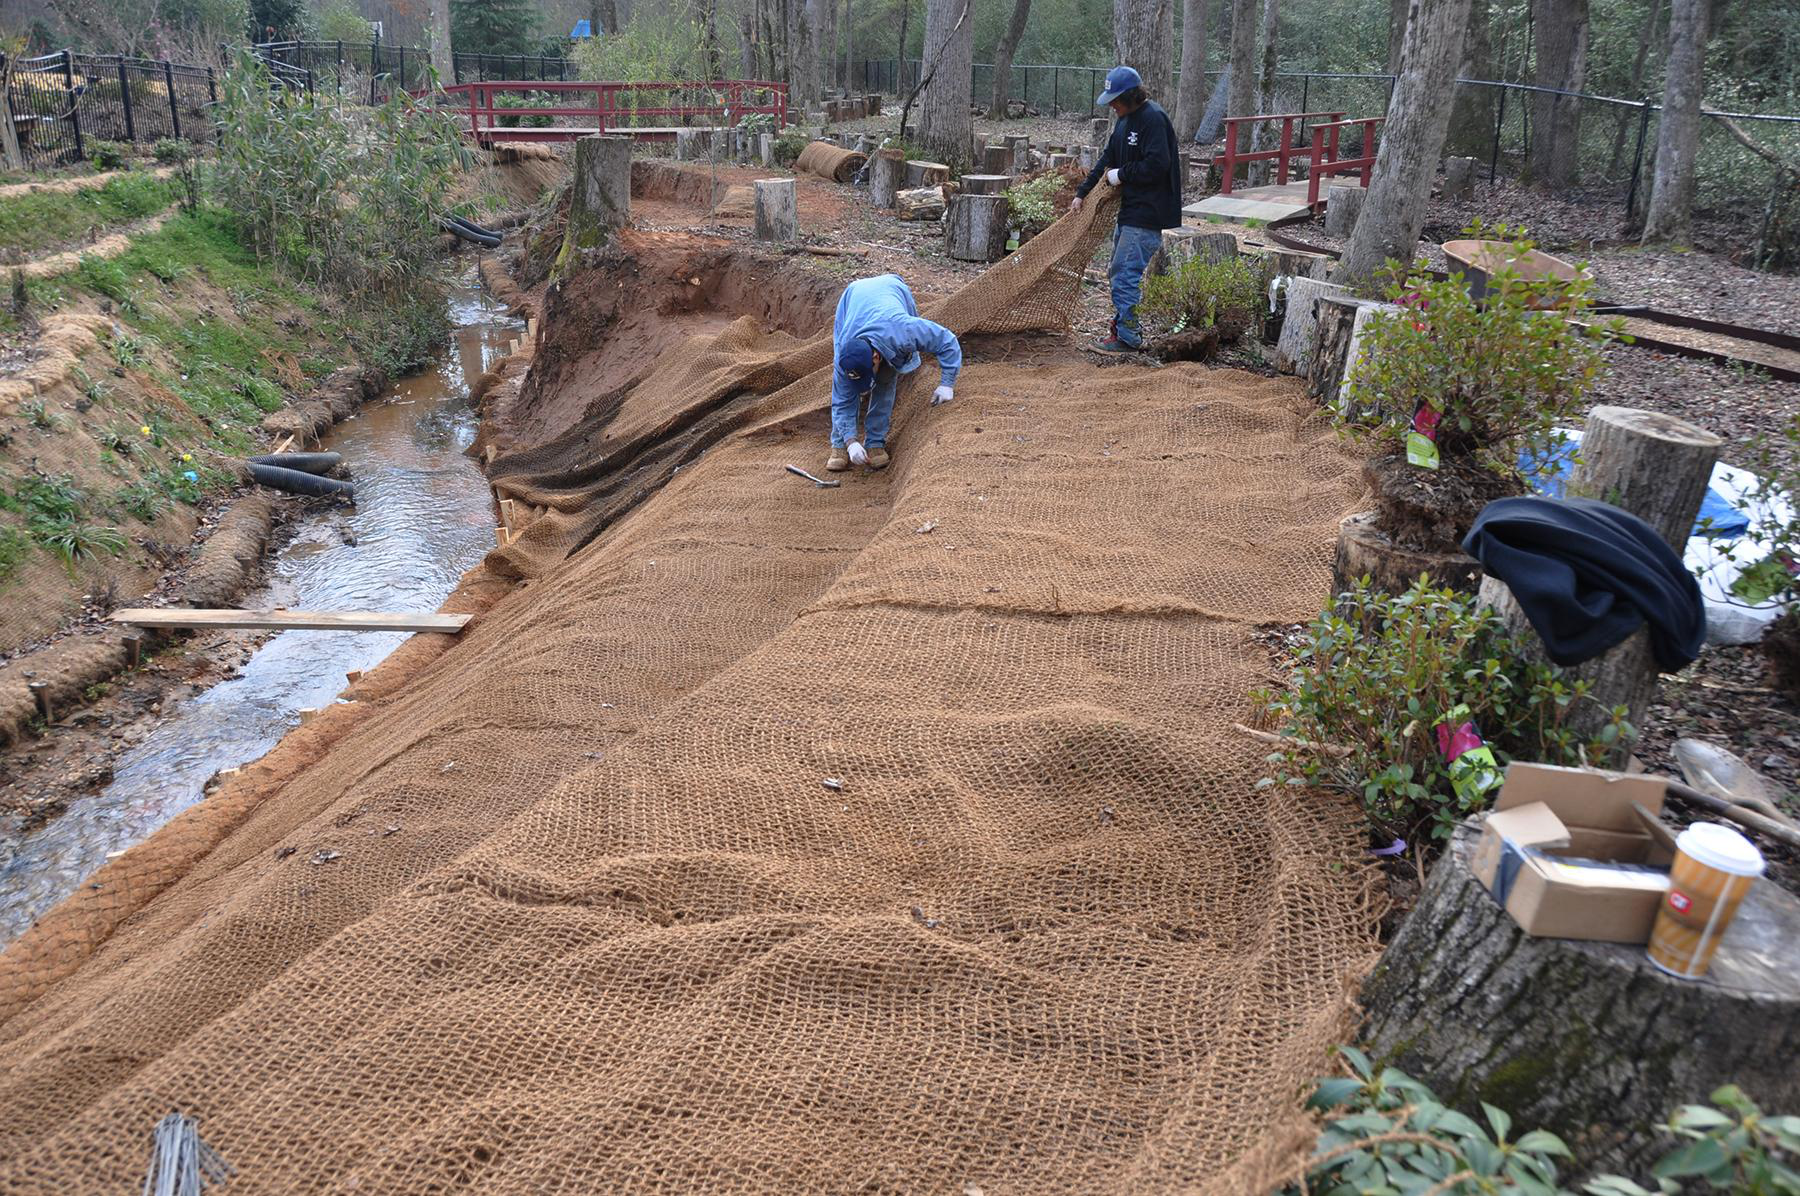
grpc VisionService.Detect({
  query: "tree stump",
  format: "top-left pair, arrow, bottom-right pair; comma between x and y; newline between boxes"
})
1361,818 -> 1800,1180
1048,152 -> 1074,169
904,160 -> 950,188
1481,406 -> 1722,748
895,186 -> 947,220
1444,154 -> 1479,202
1153,229 -> 1237,277
870,149 -> 905,208
1090,116 -> 1110,145
1324,183 -> 1368,238
961,174 -> 1010,196
1275,277 -> 1352,376
1004,134 -> 1029,172
1267,247 -> 1333,281
981,144 -> 1012,175
946,193 -> 1010,261
555,135 -> 630,273
759,133 -> 776,166
865,93 -> 882,115
675,128 -> 701,161
1306,295 -> 1397,411
1079,145 -> 1098,170
754,178 -> 798,242
1334,511 -> 1482,595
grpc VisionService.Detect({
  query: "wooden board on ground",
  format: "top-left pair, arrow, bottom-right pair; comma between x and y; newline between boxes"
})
113,608 -> 472,633
1184,179 -> 1365,225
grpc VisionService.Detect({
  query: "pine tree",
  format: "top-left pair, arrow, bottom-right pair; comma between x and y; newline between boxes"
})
451,0 -> 541,57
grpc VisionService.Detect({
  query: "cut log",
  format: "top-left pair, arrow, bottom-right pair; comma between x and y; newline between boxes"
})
1334,510 -> 1482,595
981,144 -> 1012,175
945,193 -> 1010,261
1090,116 -> 1110,146
1306,295 -> 1393,411
1323,183 -> 1368,238
1267,247 -> 1333,281
904,160 -> 951,187
759,132 -> 776,166
1444,154 -> 1479,201
895,186 -> 947,221
1161,229 -> 1238,268
1275,277 -> 1352,376
1004,134 -> 1029,172
960,173 -> 1011,196
1361,817 -> 1800,1180
754,178 -> 798,242
1481,406 -> 1721,750
1047,152 -> 1074,169
870,149 -> 906,209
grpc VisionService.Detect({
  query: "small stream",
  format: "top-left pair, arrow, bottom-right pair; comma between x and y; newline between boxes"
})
0,281 -> 518,946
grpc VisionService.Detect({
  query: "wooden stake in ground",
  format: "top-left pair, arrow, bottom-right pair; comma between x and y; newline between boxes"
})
1480,406 -> 1720,750
754,178 -> 799,242
945,194 -> 1009,261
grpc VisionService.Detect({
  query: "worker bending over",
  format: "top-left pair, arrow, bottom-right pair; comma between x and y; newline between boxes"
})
1072,65 -> 1183,352
828,273 -> 961,472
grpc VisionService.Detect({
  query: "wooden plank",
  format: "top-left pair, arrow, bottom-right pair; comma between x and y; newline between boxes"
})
112,608 -> 471,633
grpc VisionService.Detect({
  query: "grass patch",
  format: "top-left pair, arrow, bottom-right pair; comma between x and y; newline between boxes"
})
0,173 -> 179,255
0,526 -> 28,587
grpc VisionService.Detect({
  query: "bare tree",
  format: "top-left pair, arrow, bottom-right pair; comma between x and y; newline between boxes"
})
787,0 -> 822,107
1174,0 -> 1209,142
1527,0 -> 1589,189
823,0 -> 839,94
1387,0 -> 1407,73
1114,0 -> 1175,102
1642,0 -> 1711,242
916,0 -> 973,166
741,10 -> 759,76
1225,0 -> 1258,151
1607,0 -> 1665,177
1444,0 -> 1491,157
989,0 -> 1033,117
1248,0 -> 1280,183
428,0 -> 453,83
591,0 -> 620,35
843,0 -> 854,92
1339,0 -> 1475,287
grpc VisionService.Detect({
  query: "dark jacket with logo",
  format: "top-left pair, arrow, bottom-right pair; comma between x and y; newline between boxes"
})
1076,99 -> 1183,231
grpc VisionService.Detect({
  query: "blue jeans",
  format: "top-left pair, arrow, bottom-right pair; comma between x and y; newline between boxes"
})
1109,223 -> 1164,346
831,364 -> 899,449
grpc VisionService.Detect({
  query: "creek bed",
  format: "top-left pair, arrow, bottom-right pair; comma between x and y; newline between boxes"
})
0,282 -> 517,946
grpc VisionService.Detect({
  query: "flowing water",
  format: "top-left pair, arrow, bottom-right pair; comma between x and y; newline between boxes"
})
0,282 -> 517,946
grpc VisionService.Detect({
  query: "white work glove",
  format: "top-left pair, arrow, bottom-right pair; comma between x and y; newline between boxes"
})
847,440 -> 869,466
1070,194 -> 1084,212
932,385 -> 954,406
1105,167 -> 1122,186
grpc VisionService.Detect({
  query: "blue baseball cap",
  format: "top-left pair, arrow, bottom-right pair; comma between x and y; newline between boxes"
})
837,337 -> 875,391
1096,65 -> 1141,105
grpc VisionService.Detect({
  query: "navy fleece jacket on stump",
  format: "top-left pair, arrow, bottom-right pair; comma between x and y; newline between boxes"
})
1462,496 -> 1705,671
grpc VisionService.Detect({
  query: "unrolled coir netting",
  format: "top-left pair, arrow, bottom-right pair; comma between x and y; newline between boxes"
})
0,190 -> 1382,1193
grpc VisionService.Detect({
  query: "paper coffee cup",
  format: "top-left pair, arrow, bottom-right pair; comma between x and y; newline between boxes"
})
1646,822 -> 1765,979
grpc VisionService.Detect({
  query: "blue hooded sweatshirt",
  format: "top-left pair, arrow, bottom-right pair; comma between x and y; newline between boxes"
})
831,275 -> 962,406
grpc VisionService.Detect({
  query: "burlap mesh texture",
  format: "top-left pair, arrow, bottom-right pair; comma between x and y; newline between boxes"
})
0,191 -> 1382,1192
794,140 -> 867,183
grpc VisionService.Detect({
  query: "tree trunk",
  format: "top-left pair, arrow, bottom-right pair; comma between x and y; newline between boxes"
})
989,0 -> 1033,118
1225,0 -> 1258,151
1174,0 -> 1209,142
1643,0 -> 1710,243
788,0 -> 821,109
917,0 -> 973,169
1606,0 -> 1662,178
1386,0 -> 1407,73
870,148 -> 906,205
823,0 -> 838,95
1115,0 -> 1176,104
1248,0 -> 1280,183
844,0 -> 854,92
593,0 -> 619,35
755,178 -> 799,240
1361,819 -> 1800,1182
1274,276 -> 1350,375
428,0 -> 453,83
1444,0 -> 1491,157
701,0 -> 724,78
1337,0 -> 1474,289
1527,0 -> 1589,189
555,136 -> 632,276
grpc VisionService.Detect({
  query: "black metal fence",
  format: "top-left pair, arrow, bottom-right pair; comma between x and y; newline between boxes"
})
251,42 -> 576,94
3,50 -> 218,171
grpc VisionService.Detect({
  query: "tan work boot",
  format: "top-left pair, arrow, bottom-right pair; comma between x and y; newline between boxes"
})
866,446 -> 891,470
826,445 -> 850,472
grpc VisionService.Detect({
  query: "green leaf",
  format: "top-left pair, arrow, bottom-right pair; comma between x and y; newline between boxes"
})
1514,1130 -> 1572,1157
1308,1078 -> 1365,1110
1668,1104 -> 1734,1131
1582,1177 -> 1658,1196
1651,1136 -> 1730,1178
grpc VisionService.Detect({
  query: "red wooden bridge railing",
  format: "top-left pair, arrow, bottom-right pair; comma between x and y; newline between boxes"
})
1306,116 -> 1386,207
1209,111 -> 1345,194
426,79 -> 789,142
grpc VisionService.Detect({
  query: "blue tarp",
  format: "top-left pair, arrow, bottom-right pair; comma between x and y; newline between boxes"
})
571,18 -> 593,37
1520,436 -> 1749,539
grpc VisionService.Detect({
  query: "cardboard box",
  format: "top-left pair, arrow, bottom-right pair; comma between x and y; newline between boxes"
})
1470,763 -> 1676,943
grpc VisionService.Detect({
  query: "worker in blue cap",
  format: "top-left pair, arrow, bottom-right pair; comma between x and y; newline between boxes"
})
1072,65 -> 1184,352
827,274 -> 962,472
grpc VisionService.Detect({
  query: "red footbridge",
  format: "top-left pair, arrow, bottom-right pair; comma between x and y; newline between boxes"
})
424,80 -> 789,144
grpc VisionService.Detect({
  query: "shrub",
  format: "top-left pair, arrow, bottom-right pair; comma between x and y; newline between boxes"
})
21,399 -> 63,431
1001,173 -> 1063,237
1589,1085 -> 1800,1195
1141,253 -> 1262,337
739,112 -> 776,138
28,516 -> 126,573
117,481 -> 169,522
14,472 -> 83,521
152,138 -> 191,165
1341,226 -> 1618,478
316,0 -> 373,42
89,140 -> 130,171
1254,577 -> 1632,843
773,126 -> 811,167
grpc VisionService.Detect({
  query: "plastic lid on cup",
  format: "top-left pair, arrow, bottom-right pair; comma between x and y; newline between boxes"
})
1676,822 -> 1767,878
